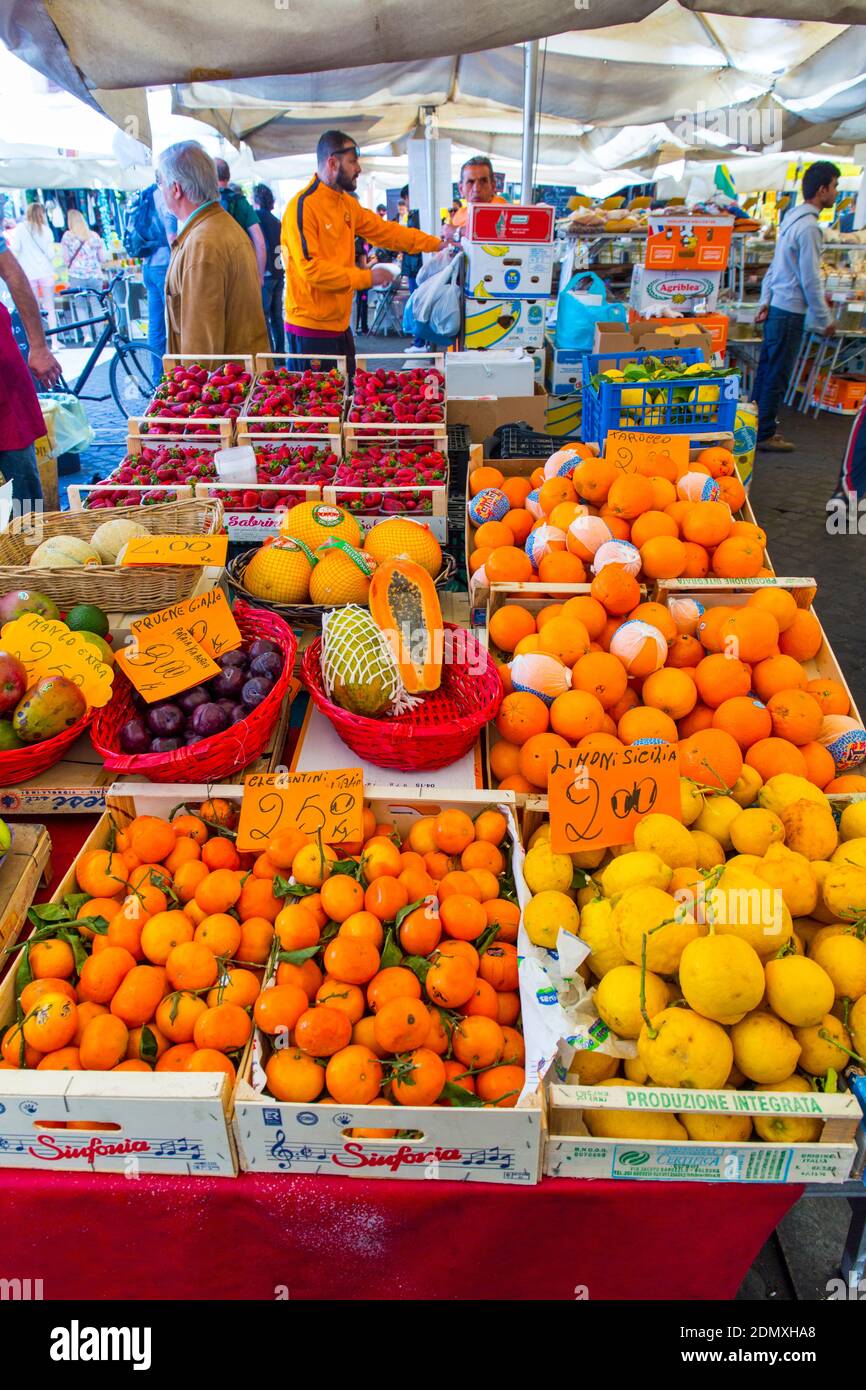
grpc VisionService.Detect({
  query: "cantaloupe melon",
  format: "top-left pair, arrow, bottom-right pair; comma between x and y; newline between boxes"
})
90,518 -> 150,564
29,535 -> 101,568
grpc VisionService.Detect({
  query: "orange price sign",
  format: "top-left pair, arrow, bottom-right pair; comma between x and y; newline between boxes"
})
115,627 -> 220,703
603,430 -> 690,476
548,743 -> 681,853
131,587 -> 243,660
236,769 -> 364,852
119,534 -> 229,566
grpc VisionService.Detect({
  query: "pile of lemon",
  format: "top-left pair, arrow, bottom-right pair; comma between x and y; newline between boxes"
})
522,773 -> 866,1143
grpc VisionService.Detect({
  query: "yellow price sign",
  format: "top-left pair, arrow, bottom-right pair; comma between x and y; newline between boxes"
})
236,769 -> 364,852
131,587 -> 243,660
115,628 -> 220,703
603,430 -> 690,476
119,534 -> 229,567
0,614 -> 114,707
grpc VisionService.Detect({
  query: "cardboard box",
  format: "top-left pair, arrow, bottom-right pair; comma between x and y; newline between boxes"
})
446,349 -> 536,398
35,448 -> 59,511
463,241 -> 555,298
466,203 -> 554,244
628,310 -> 729,356
594,319 -> 712,362
447,383 -> 548,440
630,265 -> 721,314
527,347 -> 545,385
645,214 -> 734,271
545,337 -> 587,396
463,295 -> 547,351
544,392 -> 582,438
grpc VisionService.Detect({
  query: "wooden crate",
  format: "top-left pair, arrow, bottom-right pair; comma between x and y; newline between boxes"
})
67,484 -> 195,512
238,353 -> 346,439
194,482 -> 322,543
345,352 -> 447,446
545,1083 -> 859,1184
128,415 -> 235,448
0,788 -> 238,1176
233,786 -> 543,1185
322,478 -> 449,543
0,824 -> 51,957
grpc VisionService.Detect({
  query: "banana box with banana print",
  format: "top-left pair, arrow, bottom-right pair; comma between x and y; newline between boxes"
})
463,240 -> 556,298
463,295 -> 548,351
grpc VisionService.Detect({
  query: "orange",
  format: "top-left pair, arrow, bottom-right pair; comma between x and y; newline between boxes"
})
559,596 -> 605,641
474,519 -> 514,550
681,501 -> 732,548
496,691 -> 549,746
323,936 -> 380,985
201,836 -> 241,871
373,996 -> 431,1053
156,991 -> 209,1044
22,991 -> 78,1053
537,551 -> 587,584
237,917 -> 275,965
599,511 -> 631,541
77,946 -> 137,1004
647,475 -> 677,510
128,815 -> 176,864
367,966 -> 422,1012
37,1046 -> 82,1071
538,476 -> 576,515
441,1059 -> 476,1101
745,738 -> 807,781
712,696 -> 772,749
253,983 -> 308,1035
199,798 -> 237,830
474,810 -> 507,846
502,476 -> 533,509
125,866 -> 169,916
195,912 -> 243,959
575,732 -> 625,760
423,1006 -> 449,1057
126,1023 -> 168,1062
274,904 -> 320,952
326,1045 -> 384,1106
779,609 -> 822,661
694,653 -> 752,709
364,876 -> 409,922
351,1014 -> 387,1058
294,1006 -> 353,1057
72,1001 -> 108,1045
76,849 -> 128,900
678,703 -> 715,738
266,828 -> 311,870
266,1048 -> 324,1102
677,728 -> 743,791
549,501 -> 585,532
476,1064 -> 525,1108
28,939 -> 75,980
752,654 -> 809,703
518,731 -> 571,789
193,1003 -> 252,1053
800,741 -> 836,789
407,816 -> 438,855
746,587 -> 797,632
502,508 -> 533,545
697,445 -> 735,477
398,866 -> 437,902
461,840 -> 504,876
488,604 -> 536,654
425,955 -> 477,1009
172,814 -> 208,845
424,850 -> 456,881
155,1043 -> 198,1072
438,869 -> 483,903
439,894 -> 487,942
165,942 -> 218,992
110,964 -> 167,1027
609,689 -> 640,723
316,979 -> 366,1024
237,876 -> 281,923
79,1014 -> 129,1070
628,601 -> 677,644
453,1016 -> 505,1069
805,678 -> 850,716
140,910 -> 195,965
631,510 -> 678,548
360,837 -> 402,883
2,1021 -> 42,1069
640,535 -> 687,579
479,942 -> 519,992
194,868 -> 242,916
549,689 -> 605,741
681,541 -> 710,578
489,740 -> 522,782
461,977 -> 499,1019
398,905 -> 442,956
391,1047 -> 446,1106
340,910 -> 385,948
317,874 -> 363,924
434,809 -> 475,855
719,609 -> 778,664
641,668 -> 697,721
606,473 -> 654,519
571,651 -> 628,711
206,968 -> 262,1010
20,977 -> 76,1012
716,474 -> 746,510
469,465 -> 505,496
173,860 -> 210,903
618,706 -> 677,745
537,616 -> 591,667
590,564 -> 640,616
666,634 -> 703,669
710,535 -> 762,578
824,774 -> 866,794
251,852 -> 278,881
76,897 -> 125,938
185,1049 -> 236,1080
499,1025 -> 525,1065
573,456 -> 616,504
484,898 -> 520,944
485,546 -> 533,584
164,837 -> 201,876
113,1059 -> 153,1073
767,689 -> 823,746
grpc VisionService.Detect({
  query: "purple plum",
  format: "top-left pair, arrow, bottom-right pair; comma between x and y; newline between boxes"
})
119,718 -> 152,754
241,676 -> 273,709
211,666 -> 245,699
247,638 -> 280,662
191,702 -> 229,737
249,652 -> 283,682
217,649 -> 247,669
151,736 -> 182,753
178,685 -> 210,713
147,703 -> 184,736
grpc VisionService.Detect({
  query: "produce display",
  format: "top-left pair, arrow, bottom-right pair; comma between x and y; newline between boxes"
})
245,366 -> 346,426
333,444 -> 448,517
0,597 -> 111,749
589,354 -> 740,427
144,360 -> 252,426
348,367 -> 446,425
26,518 -> 154,569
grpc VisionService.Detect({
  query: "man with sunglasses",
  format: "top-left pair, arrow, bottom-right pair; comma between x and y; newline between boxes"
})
283,131 -> 448,374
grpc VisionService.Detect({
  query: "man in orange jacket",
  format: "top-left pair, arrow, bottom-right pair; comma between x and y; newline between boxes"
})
282,131 -> 447,374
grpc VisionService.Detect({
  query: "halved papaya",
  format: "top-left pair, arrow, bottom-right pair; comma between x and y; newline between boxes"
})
368,559 -> 443,694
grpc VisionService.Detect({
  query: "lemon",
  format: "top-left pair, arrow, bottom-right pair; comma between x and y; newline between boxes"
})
571,846 -> 606,871
623,1056 -> 650,1083
758,774 -> 826,817
566,1049 -> 619,1084
791,917 -> 825,949
680,1111 -> 753,1143
764,954 -> 835,1027
633,813 -> 697,869
680,778 -> 705,826
725,853 -> 762,874
611,886 -> 699,975
809,932 -> 866,1001
821,863 -> 866,921
731,766 -> 763,808
595,964 -> 668,1039
528,824 -> 551,849
730,808 -> 784,857
577,883 -> 598,909
809,861 -> 840,922
709,866 -> 793,959
730,1011 -> 801,1083
578,897 -> 628,978
689,829 -> 725,870
831,836 -> 866,870
752,1075 -> 823,1143
524,889 -> 579,949
679,933 -> 765,1024
600,851 -> 672,898
583,1079 -> 688,1142
840,801 -> 866,842
849,996 -> 866,1061
793,1013 -> 855,1074
695,795 -> 741,851
638,1007 -> 733,1089
524,842 -> 574,895
779,799 -> 838,861
756,844 -> 818,918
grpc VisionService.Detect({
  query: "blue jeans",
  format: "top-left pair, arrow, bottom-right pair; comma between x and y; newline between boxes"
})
407,274 -> 425,349
0,443 -> 43,510
754,305 -> 805,442
143,258 -> 168,378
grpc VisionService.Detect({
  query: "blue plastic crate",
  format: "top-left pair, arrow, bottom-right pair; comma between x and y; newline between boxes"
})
581,347 -> 739,447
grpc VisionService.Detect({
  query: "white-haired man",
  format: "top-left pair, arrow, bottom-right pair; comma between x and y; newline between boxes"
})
157,141 -> 269,356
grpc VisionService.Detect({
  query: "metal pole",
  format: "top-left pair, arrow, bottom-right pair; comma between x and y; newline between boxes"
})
521,40 -> 539,205
423,105 -> 438,236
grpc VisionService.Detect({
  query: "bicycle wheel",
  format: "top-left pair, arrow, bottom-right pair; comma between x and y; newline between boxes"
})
110,343 -> 157,418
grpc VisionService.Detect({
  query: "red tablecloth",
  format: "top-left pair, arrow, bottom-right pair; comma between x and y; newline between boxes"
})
6,813 -> 799,1301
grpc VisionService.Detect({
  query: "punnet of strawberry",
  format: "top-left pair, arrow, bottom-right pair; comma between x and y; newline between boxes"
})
206,487 -> 306,513
96,444 -> 219,488
251,443 -> 339,486
348,366 -> 446,423
83,486 -> 181,510
146,359 -> 252,423
248,367 -> 346,421
331,443 -> 447,514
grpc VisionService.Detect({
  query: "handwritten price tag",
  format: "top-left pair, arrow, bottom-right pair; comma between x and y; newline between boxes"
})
236,769 -> 364,851
119,534 -> 228,566
116,628 -> 220,703
0,614 -> 114,707
549,743 -> 681,853
604,430 -> 690,476
131,587 -> 243,660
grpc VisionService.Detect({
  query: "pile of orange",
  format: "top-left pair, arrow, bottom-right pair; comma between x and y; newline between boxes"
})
488,587 -> 863,796
469,446 -> 767,585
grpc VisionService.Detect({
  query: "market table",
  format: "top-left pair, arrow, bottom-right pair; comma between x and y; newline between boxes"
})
0,813 -> 800,1302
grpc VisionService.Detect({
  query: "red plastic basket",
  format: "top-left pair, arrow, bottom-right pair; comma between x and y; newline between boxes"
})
301,623 -> 503,771
92,601 -> 297,783
0,709 -> 94,787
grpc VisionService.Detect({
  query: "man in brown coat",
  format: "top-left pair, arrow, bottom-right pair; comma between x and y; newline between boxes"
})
157,141 -> 269,357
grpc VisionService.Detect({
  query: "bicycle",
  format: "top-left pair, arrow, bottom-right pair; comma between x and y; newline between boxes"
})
44,271 -> 157,419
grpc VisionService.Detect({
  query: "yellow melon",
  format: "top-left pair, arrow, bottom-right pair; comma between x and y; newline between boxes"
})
279,501 -> 361,552
362,518 -> 442,577
243,537 -> 315,604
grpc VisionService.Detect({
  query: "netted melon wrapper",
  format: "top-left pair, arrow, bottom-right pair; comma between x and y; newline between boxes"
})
320,605 -> 417,717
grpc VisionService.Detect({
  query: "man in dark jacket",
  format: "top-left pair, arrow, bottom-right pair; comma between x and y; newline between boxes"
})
254,184 -> 285,353
216,158 -> 266,285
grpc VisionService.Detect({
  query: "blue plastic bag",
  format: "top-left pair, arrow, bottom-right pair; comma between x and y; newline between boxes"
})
554,271 -> 627,351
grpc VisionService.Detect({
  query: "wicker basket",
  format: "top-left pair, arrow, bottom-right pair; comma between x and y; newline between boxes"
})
0,498 -> 224,612
0,710 -> 93,787
224,550 -> 458,629
301,623 -> 503,771
91,602 -> 296,783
